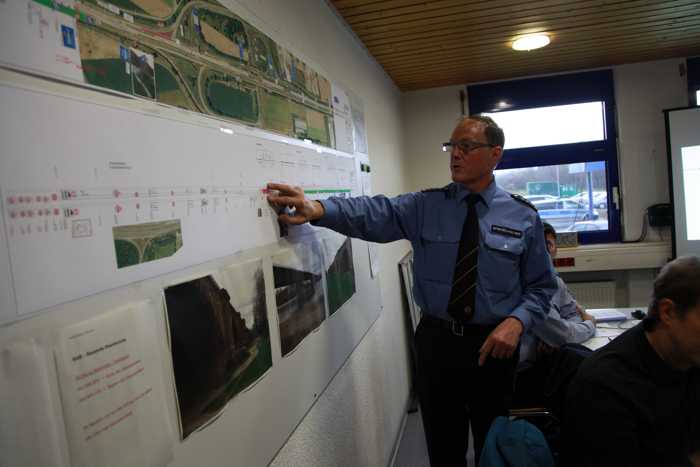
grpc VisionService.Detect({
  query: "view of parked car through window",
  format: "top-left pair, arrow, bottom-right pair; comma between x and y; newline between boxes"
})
495,161 -> 609,233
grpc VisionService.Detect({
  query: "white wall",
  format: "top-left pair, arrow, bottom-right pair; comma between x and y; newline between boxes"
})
223,1 -> 415,466
614,58 -> 687,241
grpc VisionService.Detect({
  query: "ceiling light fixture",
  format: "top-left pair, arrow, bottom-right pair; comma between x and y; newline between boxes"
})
512,34 -> 550,51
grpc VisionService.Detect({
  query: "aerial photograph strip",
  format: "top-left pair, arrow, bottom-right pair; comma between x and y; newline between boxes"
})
113,219 -> 182,268
72,0 -> 335,147
164,267 -> 271,440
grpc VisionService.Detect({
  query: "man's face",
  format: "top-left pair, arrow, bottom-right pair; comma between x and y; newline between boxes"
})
545,233 -> 558,259
667,302 -> 700,368
449,120 -> 502,186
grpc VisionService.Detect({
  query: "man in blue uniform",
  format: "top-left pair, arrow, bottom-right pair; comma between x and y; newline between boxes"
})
268,116 -> 556,466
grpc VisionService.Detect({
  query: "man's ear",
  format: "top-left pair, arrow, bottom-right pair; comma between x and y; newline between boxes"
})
657,298 -> 677,326
491,146 -> 503,167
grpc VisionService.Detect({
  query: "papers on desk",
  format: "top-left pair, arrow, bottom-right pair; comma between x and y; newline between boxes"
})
595,328 -> 622,338
585,337 -> 612,351
588,308 -> 628,322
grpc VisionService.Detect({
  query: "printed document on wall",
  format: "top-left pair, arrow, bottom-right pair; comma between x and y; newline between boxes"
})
331,83 -> 354,154
0,0 -> 84,82
0,339 -> 67,467
54,301 -> 173,467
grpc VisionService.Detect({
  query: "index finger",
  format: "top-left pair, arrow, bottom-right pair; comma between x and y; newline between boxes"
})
267,183 -> 297,196
478,337 -> 495,366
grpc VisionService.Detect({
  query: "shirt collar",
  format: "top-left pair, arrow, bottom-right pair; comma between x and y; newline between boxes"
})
455,178 -> 499,208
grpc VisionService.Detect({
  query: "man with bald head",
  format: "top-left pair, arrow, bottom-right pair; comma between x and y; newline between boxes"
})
563,256 -> 700,467
268,116 -> 556,466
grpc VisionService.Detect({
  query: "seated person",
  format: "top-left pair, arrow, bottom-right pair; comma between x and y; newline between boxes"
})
514,223 -> 596,405
562,256 -> 700,467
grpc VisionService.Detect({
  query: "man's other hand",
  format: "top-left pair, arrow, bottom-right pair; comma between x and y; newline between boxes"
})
576,304 -> 597,325
267,183 -> 324,225
478,317 -> 523,366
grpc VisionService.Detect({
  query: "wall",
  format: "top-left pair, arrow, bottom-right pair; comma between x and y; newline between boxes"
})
402,58 -> 688,304
1,0 -> 414,466
226,1 -> 416,466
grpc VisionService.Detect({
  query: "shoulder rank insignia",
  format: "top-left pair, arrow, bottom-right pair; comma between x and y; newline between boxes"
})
510,193 -> 537,211
422,184 -> 454,199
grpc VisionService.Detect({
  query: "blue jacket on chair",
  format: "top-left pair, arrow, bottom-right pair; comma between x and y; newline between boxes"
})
478,416 -> 555,467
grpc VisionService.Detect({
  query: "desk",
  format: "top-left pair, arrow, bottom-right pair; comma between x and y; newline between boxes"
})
582,308 -> 643,350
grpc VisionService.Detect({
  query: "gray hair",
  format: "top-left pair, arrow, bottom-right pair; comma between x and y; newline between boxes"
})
456,115 -> 505,148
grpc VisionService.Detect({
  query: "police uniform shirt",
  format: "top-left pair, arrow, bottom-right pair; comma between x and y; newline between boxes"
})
313,180 -> 557,331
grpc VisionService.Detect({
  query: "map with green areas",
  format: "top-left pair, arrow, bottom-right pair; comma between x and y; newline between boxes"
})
62,0 -> 334,147
113,219 -> 183,268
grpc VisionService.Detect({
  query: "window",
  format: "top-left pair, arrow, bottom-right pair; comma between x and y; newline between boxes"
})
482,102 -> 605,150
468,70 -> 620,244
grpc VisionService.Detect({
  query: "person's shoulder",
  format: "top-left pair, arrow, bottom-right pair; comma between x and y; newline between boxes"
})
508,192 -> 537,212
420,183 -> 456,199
576,330 -> 641,384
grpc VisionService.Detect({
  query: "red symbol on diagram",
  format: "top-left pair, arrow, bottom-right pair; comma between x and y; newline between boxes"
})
113,189 -> 121,198
35,195 -> 42,202
53,208 -> 60,216
7,197 -> 16,205
115,205 -> 123,214
51,193 -> 58,201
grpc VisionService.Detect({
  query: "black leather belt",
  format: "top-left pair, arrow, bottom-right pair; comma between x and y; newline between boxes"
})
420,313 -> 495,337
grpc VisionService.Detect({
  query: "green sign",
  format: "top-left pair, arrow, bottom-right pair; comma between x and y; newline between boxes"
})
526,181 -> 558,197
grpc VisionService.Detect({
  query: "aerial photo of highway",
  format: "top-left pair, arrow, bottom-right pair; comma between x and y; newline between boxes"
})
75,0 -> 334,147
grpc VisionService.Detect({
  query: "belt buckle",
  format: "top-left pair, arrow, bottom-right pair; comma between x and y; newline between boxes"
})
451,320 -> 464,336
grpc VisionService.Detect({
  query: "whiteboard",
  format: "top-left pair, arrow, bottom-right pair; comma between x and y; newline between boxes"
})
0,71 -> 382,467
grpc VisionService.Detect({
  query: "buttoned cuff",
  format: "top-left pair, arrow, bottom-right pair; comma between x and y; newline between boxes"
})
509,308 -> 532,332
311,199 -> 337,228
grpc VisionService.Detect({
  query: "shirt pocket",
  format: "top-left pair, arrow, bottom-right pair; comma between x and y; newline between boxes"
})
481,231 -> 524,293
417,224 -> 460,283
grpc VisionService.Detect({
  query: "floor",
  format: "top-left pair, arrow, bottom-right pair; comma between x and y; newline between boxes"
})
393,408 -> 475,467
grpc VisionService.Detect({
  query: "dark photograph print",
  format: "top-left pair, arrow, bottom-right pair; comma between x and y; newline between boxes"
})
323,235 -> 356,316
272,242 -> 326,356
164,264 -> 270,439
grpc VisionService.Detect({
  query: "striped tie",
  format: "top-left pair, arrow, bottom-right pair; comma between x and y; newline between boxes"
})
447,193 -> 481,323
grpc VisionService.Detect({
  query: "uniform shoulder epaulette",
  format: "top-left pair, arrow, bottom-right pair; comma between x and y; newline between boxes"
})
421,185 -> 449,193
510,193 -> 537,211
422,184 -> 454,198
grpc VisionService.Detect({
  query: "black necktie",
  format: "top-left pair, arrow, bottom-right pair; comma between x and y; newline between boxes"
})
447,194 -> 481,323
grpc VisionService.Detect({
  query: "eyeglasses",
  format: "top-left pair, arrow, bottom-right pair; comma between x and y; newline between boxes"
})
442,139 -> 495,154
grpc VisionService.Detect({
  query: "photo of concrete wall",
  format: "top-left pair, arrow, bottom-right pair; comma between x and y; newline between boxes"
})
164,265 -> 270,439
272,243 -> 326,356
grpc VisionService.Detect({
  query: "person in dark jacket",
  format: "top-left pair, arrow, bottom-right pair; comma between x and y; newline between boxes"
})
562,256 -> 700,467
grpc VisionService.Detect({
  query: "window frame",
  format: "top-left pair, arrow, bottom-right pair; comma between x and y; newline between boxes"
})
688,57 -> 700,106
467,70 -> 621,244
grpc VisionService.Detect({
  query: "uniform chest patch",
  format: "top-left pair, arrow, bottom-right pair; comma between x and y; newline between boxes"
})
491,225 -> 522,238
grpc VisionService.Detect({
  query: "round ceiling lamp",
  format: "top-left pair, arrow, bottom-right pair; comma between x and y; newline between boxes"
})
512,34 -> 550,51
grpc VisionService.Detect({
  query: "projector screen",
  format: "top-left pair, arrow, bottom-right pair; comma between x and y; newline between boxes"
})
665,106 -> 700,258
